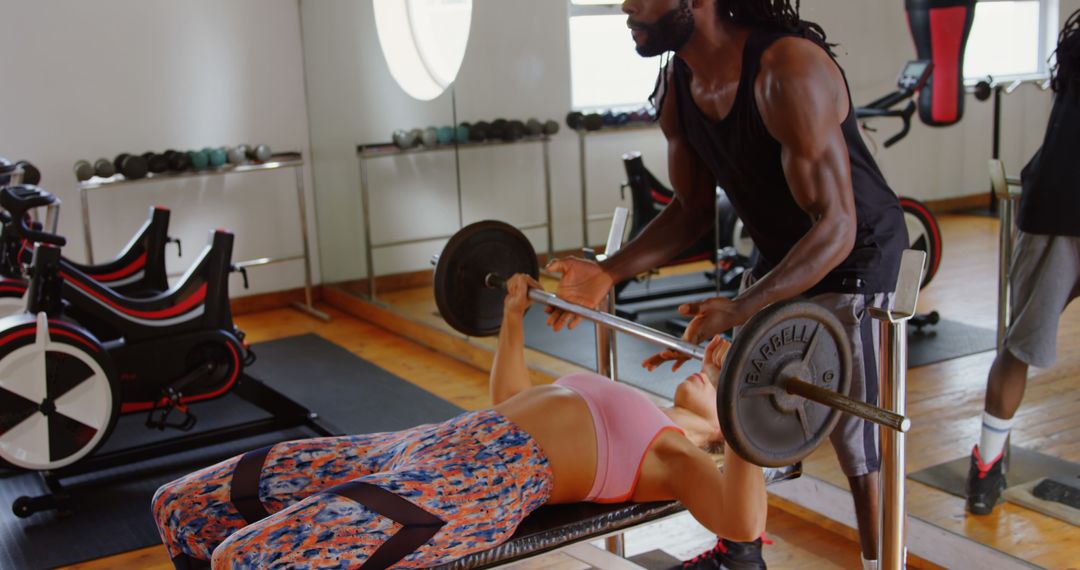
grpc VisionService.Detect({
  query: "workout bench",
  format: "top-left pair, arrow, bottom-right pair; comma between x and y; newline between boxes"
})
433,463 -> 802,570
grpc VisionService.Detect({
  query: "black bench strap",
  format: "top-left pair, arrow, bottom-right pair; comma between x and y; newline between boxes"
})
329,481 -> 447,570
229,445 -> 273,524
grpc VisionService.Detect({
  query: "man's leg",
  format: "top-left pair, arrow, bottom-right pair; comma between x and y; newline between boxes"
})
849,472 -> 880,564
967,232 -> 1079,515
828,292 -> 884,568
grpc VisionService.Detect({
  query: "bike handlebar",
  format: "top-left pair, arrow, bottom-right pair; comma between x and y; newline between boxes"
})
0,185 -> 66,247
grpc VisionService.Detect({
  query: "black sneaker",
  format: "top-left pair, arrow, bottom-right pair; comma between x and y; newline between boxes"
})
966,445 -> 1006,515
675,537 -> 767,570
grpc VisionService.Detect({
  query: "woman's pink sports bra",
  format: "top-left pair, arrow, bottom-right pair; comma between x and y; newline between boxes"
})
555,372 -> 684,503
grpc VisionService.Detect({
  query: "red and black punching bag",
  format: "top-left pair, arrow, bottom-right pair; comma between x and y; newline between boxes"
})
906,0 -> 977,126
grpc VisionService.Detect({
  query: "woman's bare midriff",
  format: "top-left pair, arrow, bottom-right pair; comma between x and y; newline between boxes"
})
494,384 -> 684,504
494,385 -> 599,503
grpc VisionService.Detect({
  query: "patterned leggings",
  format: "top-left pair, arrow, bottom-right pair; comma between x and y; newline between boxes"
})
152,410 -> 553,569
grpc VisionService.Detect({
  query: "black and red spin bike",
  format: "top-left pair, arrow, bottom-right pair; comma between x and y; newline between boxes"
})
0,205 -> 179,318
0,185 -> 252,474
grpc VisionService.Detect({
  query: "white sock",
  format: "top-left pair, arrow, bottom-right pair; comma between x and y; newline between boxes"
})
978,412 -> 1015,462
861,554 -> 878,570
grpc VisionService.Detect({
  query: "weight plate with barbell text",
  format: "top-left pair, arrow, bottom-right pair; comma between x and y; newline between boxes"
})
434,220 -> 540,337
718,300 -> 853,467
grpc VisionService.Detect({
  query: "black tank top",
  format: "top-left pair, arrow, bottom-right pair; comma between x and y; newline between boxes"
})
1018,88 -> 1080,237
663,29 -> 908,295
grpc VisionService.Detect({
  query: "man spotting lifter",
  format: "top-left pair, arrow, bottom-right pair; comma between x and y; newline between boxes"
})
546,1 -> 907,568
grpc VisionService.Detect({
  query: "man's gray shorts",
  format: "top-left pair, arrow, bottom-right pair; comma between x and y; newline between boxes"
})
1004,231 -> 1080,369
740,273 -> 889,478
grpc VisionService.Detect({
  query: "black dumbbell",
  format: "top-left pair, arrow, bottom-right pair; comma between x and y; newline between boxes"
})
582,113 -> 605,131
566,111 -> 585,130
164,150 -> 192,172
542,119 -> 560,136
94,158 -> 115,178
15,161 -> 40,185
504,120 -> 525,142
525,118 -> 543,136
114,153 -> 149,179
141,152 -> 169,174
74,160 -> 96,182
489,119 -> 508,140
469,121 -> 491,142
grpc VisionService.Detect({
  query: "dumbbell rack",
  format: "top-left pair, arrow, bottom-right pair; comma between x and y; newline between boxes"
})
356,136 -> 555,302
572,122 -> 661,248
76,152 -> 328,321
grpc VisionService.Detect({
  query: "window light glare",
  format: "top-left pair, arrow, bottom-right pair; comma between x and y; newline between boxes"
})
373,0 -> 471,101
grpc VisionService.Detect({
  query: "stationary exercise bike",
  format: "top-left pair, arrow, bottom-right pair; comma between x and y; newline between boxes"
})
0,184 -> 251,476
0,205 -> 178,315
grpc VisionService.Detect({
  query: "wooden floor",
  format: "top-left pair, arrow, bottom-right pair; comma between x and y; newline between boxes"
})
64,213 -> 1079,569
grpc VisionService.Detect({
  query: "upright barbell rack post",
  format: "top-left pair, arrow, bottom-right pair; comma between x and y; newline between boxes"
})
595,208 -> 629,558
989,159 -> 1021,351
869,249 -> 926,570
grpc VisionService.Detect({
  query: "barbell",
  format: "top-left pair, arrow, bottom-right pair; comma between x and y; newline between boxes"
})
432,220 -> 911,467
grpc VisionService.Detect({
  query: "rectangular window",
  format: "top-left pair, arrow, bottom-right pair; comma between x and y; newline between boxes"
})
569,1 -> 662,109
964,0 -> 1058,81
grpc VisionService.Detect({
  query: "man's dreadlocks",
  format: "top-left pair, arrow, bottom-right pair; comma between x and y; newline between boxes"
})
1052,8 -> 1080,99
715,0 -> 835,55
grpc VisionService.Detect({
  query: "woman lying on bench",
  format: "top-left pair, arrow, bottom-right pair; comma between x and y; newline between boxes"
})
152,274 -> 766,570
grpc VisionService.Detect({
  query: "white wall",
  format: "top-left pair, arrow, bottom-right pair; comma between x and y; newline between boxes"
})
305,0 -> 1075,282
0,0 -> 316,297
302,0 -> 1072,283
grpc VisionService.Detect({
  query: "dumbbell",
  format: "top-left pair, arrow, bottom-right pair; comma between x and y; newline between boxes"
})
437,126 -> 456,145
163,150 -> 191,172
489,119 -> 508,141
566,111 -> 585,130
582,113 -> 604,131
421,127 -> 439,148
76,158 -> 115,181
203,147 -> 228,168
246,144 -> 272,162
227,146 -> 247,165
392,129 -> 419,150
14,161 -> 41,185
188,149 -> 210,171
525,118 -> 543,137
469,121 -> 491,142
74,160 -> 96,182
140,152 -> 169,174
542,119 -> 559,136
114,153 -> 149,179
503,120 -> 525,142
455,123 -> 471,144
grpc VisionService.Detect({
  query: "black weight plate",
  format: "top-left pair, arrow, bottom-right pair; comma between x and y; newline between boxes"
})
434,220 -> 540,337
899,196 -> 942,289
718,300 -> 852,467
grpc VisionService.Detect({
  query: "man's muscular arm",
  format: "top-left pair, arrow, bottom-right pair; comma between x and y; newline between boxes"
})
734,38 -> 857,316
544,65 -> 717,332
599,65 -> 717,284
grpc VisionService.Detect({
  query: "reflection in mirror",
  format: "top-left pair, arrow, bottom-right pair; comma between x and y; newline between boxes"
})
373,0 -> 472,101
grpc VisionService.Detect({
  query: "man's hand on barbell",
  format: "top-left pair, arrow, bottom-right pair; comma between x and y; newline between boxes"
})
544,257 -> 614,331
680,296 -> 749,345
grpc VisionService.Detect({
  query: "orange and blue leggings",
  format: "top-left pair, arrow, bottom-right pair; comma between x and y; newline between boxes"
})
152,410 -> 553,569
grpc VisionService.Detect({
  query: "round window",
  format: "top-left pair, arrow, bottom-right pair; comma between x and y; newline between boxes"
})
373,0 -> 472,101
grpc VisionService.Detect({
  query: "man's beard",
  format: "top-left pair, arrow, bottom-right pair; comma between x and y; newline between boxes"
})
630,0 -> 694,57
